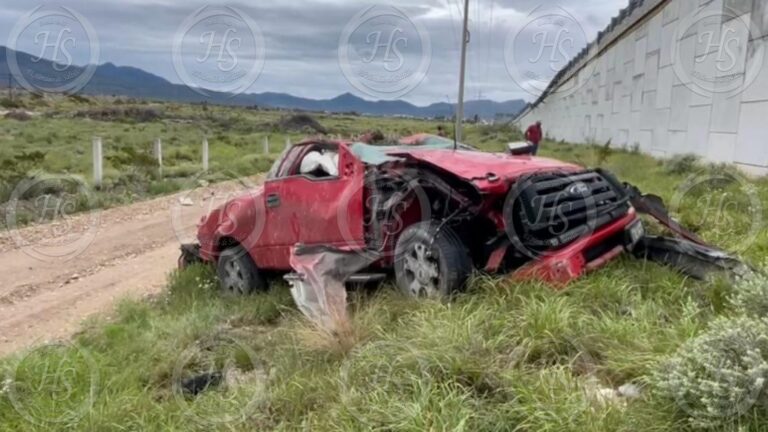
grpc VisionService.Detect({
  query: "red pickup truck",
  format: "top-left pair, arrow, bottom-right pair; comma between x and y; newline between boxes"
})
185,134 -> 653,298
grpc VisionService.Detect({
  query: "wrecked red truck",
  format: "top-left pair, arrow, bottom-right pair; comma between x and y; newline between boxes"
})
180,134 -> 743,299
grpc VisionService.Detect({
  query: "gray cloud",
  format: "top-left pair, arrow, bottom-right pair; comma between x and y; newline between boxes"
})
1,0 -> 628,104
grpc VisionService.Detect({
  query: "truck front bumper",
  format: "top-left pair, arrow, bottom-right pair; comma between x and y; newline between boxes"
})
513,210 -> 641,286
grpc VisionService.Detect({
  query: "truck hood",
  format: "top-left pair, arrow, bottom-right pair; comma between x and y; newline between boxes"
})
388,149 -> 582,189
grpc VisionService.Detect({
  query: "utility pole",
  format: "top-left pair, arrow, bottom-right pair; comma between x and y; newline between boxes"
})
92,137 -> 103,188
455,0 -> 470,143
202,137 -> 209,171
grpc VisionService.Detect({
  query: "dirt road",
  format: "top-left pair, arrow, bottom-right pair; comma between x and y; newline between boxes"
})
0,178 -> 261,356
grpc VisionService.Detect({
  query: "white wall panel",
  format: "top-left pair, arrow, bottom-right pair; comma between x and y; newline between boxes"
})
670,84 -> 692,130
711,84 -> 744,133
726,0 -> 755,17
647,14 -> 663,53
735,100 -> 768,166
514,0 -> 766,174
645,52 -> 660,91
660,21 -> 678,67
635,38 -> 648,75
742,38 -> 768,102
707,132 -> 738,162
662,1 -> 680,25
675,35 -> 697,85
686,105 -> 713,155
668,130 -> 688,155
656,65 -> 675,108
751,0 -> 768,39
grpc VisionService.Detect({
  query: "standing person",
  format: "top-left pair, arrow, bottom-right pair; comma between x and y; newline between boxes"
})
436,125 -> 447,137
525,121 -> 543,156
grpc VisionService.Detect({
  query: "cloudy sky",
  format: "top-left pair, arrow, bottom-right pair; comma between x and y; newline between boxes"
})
1,0 -> 628,105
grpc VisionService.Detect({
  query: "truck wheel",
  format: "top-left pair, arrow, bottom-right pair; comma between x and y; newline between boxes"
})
216,245 -> 266,296
394,222 -> 472,299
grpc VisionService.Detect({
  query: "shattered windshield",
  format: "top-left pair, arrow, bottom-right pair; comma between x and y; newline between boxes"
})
350,135 -> 477,165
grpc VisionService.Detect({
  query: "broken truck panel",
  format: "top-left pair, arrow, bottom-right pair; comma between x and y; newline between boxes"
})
633,236 -> 748,280
623,182 -> 748,280
625,184 -> 708,246
387,149 -> 583,193
286,245 -> 379,333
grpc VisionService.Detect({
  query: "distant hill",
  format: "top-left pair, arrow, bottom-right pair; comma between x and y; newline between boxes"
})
0,46 -> 525,119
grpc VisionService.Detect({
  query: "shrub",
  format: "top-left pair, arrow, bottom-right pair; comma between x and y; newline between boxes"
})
664,154 -> 700,175
0,97 -> 23,109
106,146 -> 158,173
0,151 -> 47,200
595,140 -> 612,165
67,93 -> 91,104
73,106 -> 162,123
730,271 -> 768,319
148,179 -> 182,196
652,316 -> 768,428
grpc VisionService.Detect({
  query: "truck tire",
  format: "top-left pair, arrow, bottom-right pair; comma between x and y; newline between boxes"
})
394,222 -> 472,299
216,245 -> 267,296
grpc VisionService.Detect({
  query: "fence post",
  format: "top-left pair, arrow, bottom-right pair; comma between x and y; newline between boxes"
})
202,137 -> 209,171
92,137 -> 103,188
154,138 -> 163,176
285,137 -> 292,150
263,136 -> 270,154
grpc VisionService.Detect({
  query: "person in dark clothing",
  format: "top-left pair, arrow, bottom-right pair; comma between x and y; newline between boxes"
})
525,121 -> 543,156
436,125 -> 447,137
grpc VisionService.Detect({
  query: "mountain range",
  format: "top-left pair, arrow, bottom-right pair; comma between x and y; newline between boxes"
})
0,46 -> 525,119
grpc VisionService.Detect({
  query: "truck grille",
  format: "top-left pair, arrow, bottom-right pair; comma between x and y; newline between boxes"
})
505,169 -> 630,254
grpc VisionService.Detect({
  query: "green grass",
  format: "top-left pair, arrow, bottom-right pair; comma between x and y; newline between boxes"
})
0,261 -> 720,431
0,92 -> 451,229
2,95 -> 768,431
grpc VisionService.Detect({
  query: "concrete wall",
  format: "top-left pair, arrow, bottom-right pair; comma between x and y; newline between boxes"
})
515,0 -> 768,175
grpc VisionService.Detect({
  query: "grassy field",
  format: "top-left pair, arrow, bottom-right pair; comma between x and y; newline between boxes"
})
0,92 -> 443,227
2,95 -> 768,431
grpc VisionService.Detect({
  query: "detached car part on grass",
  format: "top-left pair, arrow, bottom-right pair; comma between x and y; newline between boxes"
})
179,134 -> 745,305
625,187 -> 749,279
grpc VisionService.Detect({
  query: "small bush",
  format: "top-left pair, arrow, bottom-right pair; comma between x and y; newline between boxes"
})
0,151 -> 48,201
166,264 -> 217,304
595,140 -> 612,165
106,146 -> 158,173
664,154 -> 700,175
0,97 -> 23,109
67,93 -> 91,104
148,179 -> 182,196
730,271 -> 768,319
652,316 -> 768,428
73,106 -> 162,123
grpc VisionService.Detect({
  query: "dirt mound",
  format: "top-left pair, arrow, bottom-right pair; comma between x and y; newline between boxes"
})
278,114 -> 328,134
4,110 -> 32,121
